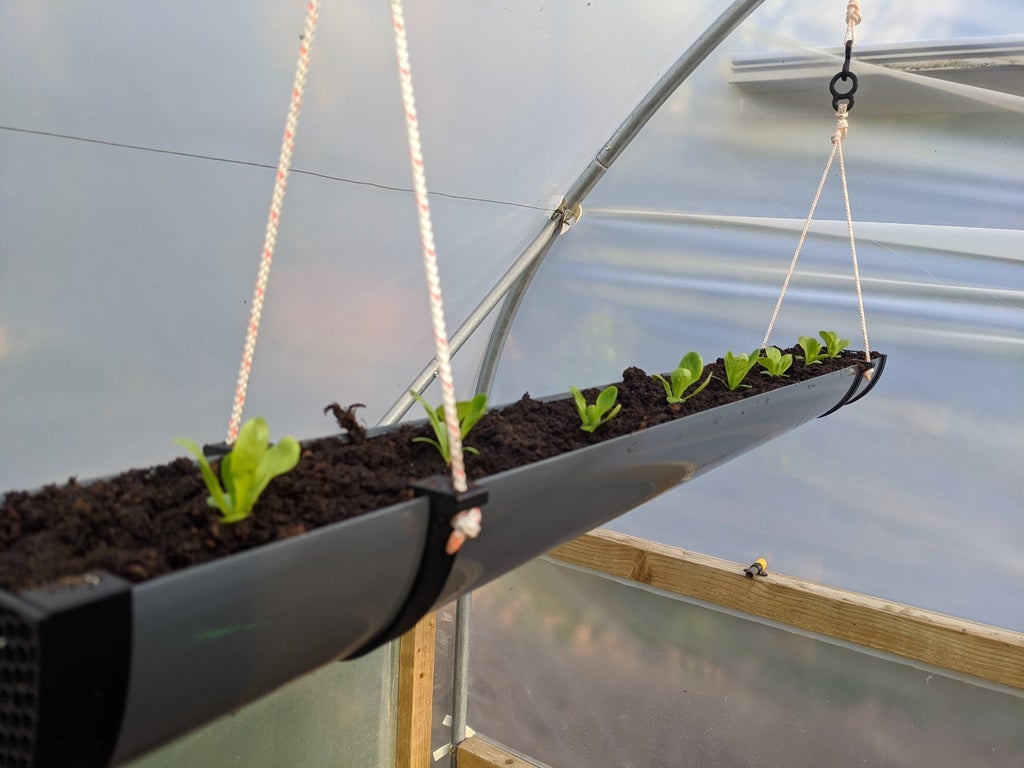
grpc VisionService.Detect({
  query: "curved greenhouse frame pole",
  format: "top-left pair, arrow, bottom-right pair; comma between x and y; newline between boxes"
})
378,0 -> 768,426
423,0 -> 771,750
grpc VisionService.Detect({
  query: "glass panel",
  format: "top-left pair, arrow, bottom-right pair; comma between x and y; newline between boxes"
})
432,604 -> 457,768
126,642 -> 397,768
469,558 -> 1024,768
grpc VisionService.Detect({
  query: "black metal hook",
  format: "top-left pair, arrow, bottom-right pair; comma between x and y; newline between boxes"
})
829,40 -> 858,111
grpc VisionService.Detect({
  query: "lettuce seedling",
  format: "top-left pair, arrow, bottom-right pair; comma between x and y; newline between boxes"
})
570,385 -> 622,433
176,417 -> 300,524
410,391 -> 487,465
819,330 -> 850,358
652,352 -> 712,405
797,335 -> 827,365
758,345 -> 793,377
722,350 -> 762,391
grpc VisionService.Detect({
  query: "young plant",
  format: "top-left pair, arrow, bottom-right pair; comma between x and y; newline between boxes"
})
175,417 -> 300,524
721,350 -> 762,391
410,391 -> 488,465
570,385 -> 622,433
758,345 -> 793,377
819,330 -> 851,358
652,352 -> 712,405
796,335 -> 827,365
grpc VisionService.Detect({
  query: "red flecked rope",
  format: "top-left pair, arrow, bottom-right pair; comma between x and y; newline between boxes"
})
227,0 -> 320,443
390,0 -> 481,554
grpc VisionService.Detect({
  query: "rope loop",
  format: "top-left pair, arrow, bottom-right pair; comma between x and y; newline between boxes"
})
763,2 -> 870,361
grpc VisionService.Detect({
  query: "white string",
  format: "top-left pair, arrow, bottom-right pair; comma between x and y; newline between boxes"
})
761,139 -> 839,351
763,2 -> 871,368
390,0 -> 480,554
835,117 -> 872,364
227,0 -> 320,443
845,0 -> 862,44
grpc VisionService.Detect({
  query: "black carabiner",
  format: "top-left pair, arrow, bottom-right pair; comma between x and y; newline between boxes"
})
829,40 -> 858,111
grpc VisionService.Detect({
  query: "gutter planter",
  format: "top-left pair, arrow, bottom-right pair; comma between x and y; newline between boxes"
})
0,350 -> 883,767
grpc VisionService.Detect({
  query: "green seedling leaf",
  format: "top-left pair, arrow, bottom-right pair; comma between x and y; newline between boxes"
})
819,330 -> 850,358
722,350 -> 762,391
174,438 -> 231,517
758,345 -> 793,378
570,385 -> 622,433
410,390 -> 488,465
652,351 -> 712,404
249,436 -> 301,514
175,417 -> 300,523
456,393 -> 488,438
797,335 -> 826,365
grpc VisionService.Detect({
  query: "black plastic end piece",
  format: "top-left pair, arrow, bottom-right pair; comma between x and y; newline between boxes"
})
349,477 -> 488,658
845,353 -> 887,406
201,442 -> 231,459
0,573 -> 132,768
818,354 -> 885,419
408,475 -> 488,525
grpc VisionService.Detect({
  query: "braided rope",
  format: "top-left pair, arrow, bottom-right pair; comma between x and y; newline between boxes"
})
845,0 -> 862,44
835,113 -> 872,364
390,0 -> 479,554
227,0 -> 320,443
763,3 -> 871,370
761,139 -> 839,351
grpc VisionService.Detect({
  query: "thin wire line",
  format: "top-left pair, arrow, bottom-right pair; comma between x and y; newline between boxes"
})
0,124 -> 552,213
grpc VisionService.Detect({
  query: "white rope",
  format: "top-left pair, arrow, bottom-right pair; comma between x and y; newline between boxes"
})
761,138 -> 839,351
390,0 -> 480,554
845,0 -> 862,44
763,2 -> 871,369
835,113 -> 872,364
227,0 -> 320,443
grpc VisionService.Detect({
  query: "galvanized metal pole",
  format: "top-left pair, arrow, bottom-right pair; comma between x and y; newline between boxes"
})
449,5 -> 769,763
376,216 -> 563,428
559,0 -> 767,212
391,2 -> 769,762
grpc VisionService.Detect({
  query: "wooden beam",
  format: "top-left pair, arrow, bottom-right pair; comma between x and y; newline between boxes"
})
395,613 -> 436,768
457,735 -> 545,768
550,529 -> 1024,690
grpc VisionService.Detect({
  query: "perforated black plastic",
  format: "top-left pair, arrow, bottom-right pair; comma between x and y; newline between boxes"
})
0,607 -> 38,768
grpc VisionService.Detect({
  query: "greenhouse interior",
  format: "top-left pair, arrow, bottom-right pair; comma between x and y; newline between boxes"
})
1,0 -> 1022,766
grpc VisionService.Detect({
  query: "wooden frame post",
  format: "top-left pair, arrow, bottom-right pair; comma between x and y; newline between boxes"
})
395,613 -> 436,768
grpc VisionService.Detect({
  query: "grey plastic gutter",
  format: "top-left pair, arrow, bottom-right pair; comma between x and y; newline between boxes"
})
445,0 -> 769,759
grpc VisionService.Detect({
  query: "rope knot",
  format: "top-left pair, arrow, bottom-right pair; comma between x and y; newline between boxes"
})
832,106 -> 849,143
446,508 -> 483,554
845,0 -> 862,43
846,0 -> 863,26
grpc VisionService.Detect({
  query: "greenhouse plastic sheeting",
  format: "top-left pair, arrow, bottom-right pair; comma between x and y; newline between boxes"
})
485,8 -> 1024,630
458,558 -> 1024,768
0,0 -> 728,490
1,1 -> 1022,761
